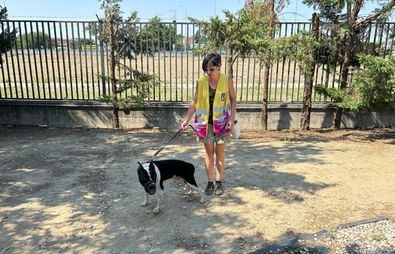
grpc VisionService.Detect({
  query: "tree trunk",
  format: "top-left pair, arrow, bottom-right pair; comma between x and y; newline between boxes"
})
300,13 -> 319,130
334,1 -> 361,129
262,65 -> 270,130
227,49 -> 234,79
261,0 -> 275,131
109,16 -> 119,128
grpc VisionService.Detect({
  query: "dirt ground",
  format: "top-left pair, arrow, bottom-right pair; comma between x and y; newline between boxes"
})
0,126 -> 394,254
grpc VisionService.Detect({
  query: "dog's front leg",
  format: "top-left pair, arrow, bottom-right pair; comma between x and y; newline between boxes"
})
140,189 -> 148,207
152,189 -> 163,214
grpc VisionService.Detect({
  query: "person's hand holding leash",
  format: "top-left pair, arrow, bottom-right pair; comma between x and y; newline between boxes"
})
180,120 -> 189,131
225,117 -> 235,136
227,119 -> 234,132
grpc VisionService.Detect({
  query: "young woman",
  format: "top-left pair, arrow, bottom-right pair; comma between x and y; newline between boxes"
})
181,53 -> 237,196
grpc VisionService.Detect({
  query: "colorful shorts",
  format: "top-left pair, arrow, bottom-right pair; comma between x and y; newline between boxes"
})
198,124 -> 231,144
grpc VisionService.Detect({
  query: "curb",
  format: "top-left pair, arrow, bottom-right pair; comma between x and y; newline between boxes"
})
250,215 -> 389,254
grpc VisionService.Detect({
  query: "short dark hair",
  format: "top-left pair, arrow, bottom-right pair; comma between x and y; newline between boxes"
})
202,53 -> 221,72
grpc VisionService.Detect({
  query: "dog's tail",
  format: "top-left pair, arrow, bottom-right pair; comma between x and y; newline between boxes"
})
183,177 -> 198,187
184,163 -> 198,187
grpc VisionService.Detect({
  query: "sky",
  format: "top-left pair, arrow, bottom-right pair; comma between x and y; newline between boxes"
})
3,0 -> 394,22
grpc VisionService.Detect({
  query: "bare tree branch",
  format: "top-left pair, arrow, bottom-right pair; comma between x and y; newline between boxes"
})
230,52 -> 241,67
114,43 -> 129,57
354,0 -> 395,30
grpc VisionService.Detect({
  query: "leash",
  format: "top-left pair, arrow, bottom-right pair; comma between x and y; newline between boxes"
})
150,123 -> 230,160
152,128 -> 183,158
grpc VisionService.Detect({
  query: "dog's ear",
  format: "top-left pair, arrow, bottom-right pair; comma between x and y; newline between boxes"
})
137,161 -> 143,167
148,162 -> 157,182
137,165 -> 148,185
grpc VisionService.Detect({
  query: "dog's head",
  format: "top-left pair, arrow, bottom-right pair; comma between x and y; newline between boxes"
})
137,161 -> 157,195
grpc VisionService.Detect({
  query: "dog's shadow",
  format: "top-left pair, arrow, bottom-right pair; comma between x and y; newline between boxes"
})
171,177 -> 203,202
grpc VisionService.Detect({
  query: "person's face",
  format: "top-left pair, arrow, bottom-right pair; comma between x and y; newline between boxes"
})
205,62 -> 220,76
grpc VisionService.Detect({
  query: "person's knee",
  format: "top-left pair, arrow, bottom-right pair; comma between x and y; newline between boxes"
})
216,159 -> 224,168
205,151 -> 215,160
204,144 -> 214,155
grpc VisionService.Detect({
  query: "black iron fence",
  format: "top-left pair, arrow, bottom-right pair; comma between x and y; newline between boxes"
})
0,20 -> 394,103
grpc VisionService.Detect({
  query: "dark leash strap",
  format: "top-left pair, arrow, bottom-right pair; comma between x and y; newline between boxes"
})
151,128 -> 183,158
150,123 -> 230,160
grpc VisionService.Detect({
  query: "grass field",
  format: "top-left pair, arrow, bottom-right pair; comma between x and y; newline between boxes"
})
0,51 -> 341,102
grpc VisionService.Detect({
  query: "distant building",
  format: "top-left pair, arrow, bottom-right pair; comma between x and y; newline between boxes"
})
52,38 -> 69,48
183,36 -> 195,48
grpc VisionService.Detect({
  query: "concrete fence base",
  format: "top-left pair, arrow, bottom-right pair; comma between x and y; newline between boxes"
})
1,100 -> 394,130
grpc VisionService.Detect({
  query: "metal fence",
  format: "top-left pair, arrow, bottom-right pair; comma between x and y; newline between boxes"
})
0,20 -> 394,103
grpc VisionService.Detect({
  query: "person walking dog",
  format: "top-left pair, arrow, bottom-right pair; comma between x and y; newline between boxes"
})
181,53 -> 237,196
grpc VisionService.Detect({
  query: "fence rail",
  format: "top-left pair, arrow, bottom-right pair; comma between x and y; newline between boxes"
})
0,20 -> 394,103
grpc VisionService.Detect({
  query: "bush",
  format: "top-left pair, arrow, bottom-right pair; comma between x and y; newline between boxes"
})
316,54 -> 395,111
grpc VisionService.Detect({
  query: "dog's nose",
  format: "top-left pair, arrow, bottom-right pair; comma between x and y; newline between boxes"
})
146,182 -> 156,195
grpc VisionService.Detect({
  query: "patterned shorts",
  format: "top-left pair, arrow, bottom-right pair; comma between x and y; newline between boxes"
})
198,124 -> 231,144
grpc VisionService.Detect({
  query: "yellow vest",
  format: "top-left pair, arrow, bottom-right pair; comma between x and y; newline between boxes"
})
194,73 -> 230,139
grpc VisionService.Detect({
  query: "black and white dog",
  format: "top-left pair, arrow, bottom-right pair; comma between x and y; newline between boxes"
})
137,159 -> 205,214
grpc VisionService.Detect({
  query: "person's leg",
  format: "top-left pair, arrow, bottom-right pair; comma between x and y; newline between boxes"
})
214,142 -> 226,195
203,141 -> 215,195
215,143 -> 226,181
203,141 -> 215,181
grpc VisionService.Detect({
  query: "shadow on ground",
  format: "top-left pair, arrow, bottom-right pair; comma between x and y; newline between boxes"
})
0,126 -> 393,253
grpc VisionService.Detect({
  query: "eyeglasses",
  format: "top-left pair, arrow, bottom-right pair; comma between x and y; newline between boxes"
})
205,66 -> 217,73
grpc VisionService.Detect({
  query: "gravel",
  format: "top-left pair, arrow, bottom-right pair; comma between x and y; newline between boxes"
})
297,220 -> 395,254
255,218 -> 394,254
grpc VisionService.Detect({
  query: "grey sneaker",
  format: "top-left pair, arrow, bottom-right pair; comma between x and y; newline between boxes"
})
205,182 -> 215,195
215,181 -> 224,196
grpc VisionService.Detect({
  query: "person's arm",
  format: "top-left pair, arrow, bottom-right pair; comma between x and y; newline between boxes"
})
228,77 -> 237,131
180,81 -> 198,130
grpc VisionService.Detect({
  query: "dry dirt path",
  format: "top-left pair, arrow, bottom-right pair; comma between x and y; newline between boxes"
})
1,127 -> 394,253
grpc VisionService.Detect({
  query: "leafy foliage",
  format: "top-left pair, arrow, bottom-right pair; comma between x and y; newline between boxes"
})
0,5 -> 16,65
273,31 -> 320,77
191,1 -> 319,74
97,0 -> 160,108
16,32 -> 51,49
302,0 -> 395,67
191,3 -> 272,60
303,0 -> 395,129
87,13 -> 183,56
316,54 -> 395,111
97,71 -> 160,108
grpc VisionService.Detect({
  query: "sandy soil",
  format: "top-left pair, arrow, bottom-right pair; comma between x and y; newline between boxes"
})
0,126 -> 394,254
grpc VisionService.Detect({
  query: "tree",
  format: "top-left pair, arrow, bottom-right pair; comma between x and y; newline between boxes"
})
193,1 -> 305,130
16,32 -> 51,49
88,12 -> 182,54
191,3 -> 272,79
244,0 -> 292,129
258,0 -> 275,131
303,0 -> 395,129
0,5 -> 16,65
193,29 -> 206,45
246,0 -> 285,130
68,38 -> 95,50
299,13 -> 320,130
316,54 -> 395,111
98,0 -> 159,128
139,16 -> 183,52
